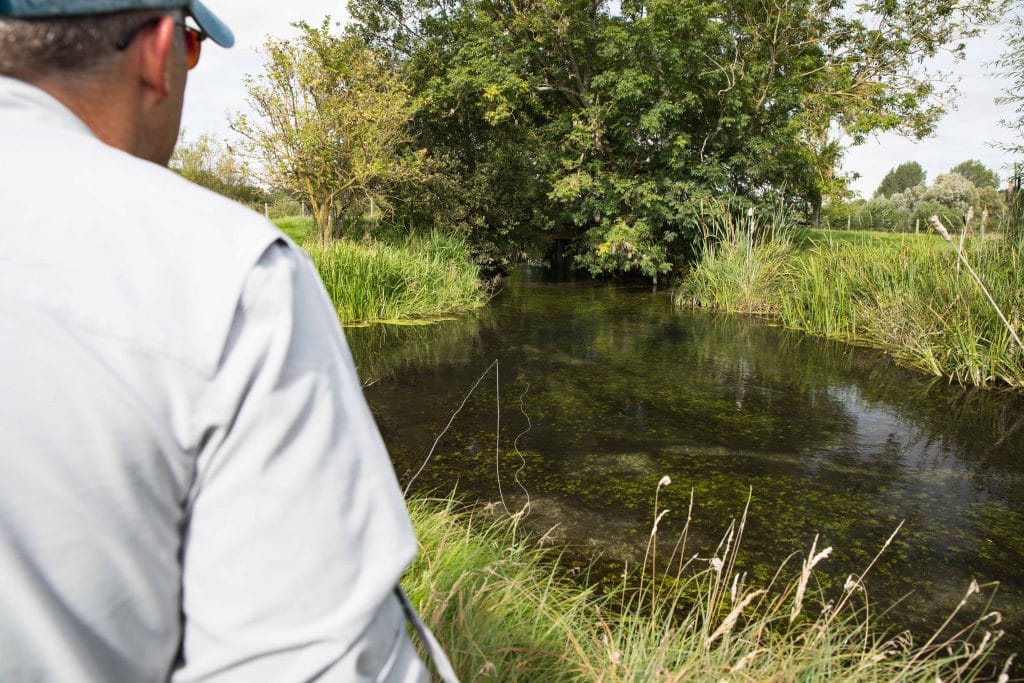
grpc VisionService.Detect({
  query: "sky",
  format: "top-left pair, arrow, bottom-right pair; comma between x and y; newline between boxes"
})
180,1 -> 1020,200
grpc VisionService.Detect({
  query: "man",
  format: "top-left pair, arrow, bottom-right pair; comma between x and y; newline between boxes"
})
0,2 -> 446,680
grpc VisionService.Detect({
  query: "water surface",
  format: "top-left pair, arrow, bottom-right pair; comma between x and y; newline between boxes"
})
348,266 -> 1024,657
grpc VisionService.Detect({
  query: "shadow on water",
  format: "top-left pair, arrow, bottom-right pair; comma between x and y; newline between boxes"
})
346,265 -> 1024,661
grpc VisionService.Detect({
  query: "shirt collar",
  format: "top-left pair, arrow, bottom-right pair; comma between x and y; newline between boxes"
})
0,75 -> 97,138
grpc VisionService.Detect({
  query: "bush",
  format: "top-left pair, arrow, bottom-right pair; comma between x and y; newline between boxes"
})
820,198 -> 859,230
855,197 -> 910,232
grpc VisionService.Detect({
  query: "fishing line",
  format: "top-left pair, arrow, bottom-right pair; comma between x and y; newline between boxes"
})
403,359 -> 533,519
499,377 -> 532,516
403,359 -> 498,496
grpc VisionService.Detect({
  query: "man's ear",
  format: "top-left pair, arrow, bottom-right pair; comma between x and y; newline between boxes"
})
136,15 -> 178,98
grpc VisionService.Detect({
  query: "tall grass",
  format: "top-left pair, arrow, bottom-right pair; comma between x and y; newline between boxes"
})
404,493 -> 1010,681
277,223 -> 484,325
677,223 -> 1024,390
679,206 -> 798,315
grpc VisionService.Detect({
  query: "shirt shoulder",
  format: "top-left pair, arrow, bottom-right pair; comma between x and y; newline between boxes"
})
1,125 -> 286,377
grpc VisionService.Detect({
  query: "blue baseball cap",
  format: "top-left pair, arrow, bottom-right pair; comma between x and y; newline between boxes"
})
0,0 -> 234,47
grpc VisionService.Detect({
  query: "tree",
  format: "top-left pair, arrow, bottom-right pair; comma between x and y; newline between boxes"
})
349,0 -> 1003,277
924,173 -> 980,216
892,172 -> 982,229
170,133 -> 267,206
949,159 -> 1000,189
874,162 -> 926,198
232,20 -> 423,243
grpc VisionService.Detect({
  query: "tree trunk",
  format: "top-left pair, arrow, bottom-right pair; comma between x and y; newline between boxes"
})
312,201 -> 332,244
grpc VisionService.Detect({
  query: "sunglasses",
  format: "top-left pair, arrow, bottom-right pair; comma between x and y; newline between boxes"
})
115,17 -> 207,70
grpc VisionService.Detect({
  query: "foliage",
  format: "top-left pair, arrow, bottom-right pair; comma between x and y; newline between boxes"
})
920,173 -> 980,223
855,197 -> 909,232
874,161 -> 926,198
404,494 -> 1008,681
820,198 -> 860,230
889,179 -> 966,232
348,0 -> 1002,278
977,186 -> 1008,227
826,171 -> 1008,233
950,159 -> 1001,189
169,133 -> 266,206
233,20 -> 424,243
889,182 -> 927,214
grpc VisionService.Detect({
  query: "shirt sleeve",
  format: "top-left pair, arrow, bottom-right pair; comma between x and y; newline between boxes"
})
172,241 -> 427,683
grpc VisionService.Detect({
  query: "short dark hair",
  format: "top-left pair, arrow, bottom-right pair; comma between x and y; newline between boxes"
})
0,9 -> 166,79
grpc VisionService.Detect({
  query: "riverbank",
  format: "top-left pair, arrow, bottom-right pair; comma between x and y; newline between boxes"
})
270,218 -> 1016,676
271,216 -> 485,325
677,227 -> 1024,390
403,495 -> 1008,681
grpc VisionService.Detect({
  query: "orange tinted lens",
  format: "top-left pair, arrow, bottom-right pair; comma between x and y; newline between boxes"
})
184,28 -> 201,69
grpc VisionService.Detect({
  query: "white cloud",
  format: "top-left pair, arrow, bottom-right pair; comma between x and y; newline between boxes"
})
842,22 -> 1018,198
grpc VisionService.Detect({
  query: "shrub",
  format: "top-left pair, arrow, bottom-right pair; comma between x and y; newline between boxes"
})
854,197 -> 910,232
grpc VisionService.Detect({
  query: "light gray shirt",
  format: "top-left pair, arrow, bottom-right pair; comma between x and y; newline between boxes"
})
0,75 -> 427,682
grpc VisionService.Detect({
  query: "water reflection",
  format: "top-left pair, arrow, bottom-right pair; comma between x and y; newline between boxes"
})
346,266 -> 1024,656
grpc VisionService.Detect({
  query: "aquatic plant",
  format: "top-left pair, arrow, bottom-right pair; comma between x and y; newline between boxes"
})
930,214 -> 1024,360
678,206 -> 797,315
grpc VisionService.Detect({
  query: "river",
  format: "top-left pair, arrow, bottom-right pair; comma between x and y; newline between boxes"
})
347,265 -> 1024,660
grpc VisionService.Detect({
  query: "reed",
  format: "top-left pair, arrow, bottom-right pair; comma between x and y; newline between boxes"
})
678,207 -> 796,315
404,493 -> 1011,681
303,231 -> 484,325
677,222 -> 1024,390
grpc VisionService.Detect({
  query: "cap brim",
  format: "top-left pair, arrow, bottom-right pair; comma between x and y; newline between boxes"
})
188,0 -> 233,47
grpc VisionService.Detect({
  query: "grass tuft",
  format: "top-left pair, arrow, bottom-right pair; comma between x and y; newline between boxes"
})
677,224 -> 1024,390
271,216 -> 485,326
404,493 -> 1009,681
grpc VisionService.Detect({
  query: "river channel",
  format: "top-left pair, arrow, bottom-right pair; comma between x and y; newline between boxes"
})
346,265 -> 1024,659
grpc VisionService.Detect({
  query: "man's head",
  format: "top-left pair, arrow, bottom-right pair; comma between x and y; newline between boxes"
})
0,0 -> 232,165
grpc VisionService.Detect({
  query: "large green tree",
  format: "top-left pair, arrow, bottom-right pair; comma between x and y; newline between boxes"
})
349,0 -> 1001,276
232,20 -> 423,243
875,161 -> 927,198
950,159 -> 1001,189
